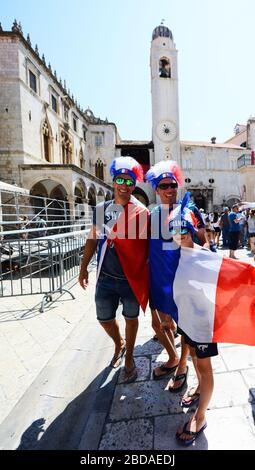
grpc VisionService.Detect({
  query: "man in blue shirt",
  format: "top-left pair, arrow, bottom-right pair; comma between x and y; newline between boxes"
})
228,204 -> 243,259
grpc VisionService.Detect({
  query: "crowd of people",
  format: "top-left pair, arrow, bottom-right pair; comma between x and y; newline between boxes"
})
199,206 -> 255,260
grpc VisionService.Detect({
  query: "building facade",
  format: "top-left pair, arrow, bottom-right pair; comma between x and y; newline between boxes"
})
0,21 -> 114,216
0,21 -> 254,211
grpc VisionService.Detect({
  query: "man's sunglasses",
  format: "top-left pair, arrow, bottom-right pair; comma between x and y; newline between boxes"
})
114,177 -> 134,187
157,182 -> 178,190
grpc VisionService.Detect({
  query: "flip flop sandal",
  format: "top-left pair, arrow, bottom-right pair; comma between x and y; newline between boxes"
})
110,342 -> 126,368
176,421 -> 207,446
181,390 -> 200,408
123,360 -> 137,384
153,363 -> 179,380
168,366 -> 189,393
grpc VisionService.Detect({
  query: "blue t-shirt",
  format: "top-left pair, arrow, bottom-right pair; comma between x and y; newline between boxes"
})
228,212 -> 240,232
93,200 -> 125,279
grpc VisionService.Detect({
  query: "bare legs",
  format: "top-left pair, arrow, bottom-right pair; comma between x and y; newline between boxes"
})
151,309 -> 179,378
177,347 -> 214,443
100,317 -> 138,370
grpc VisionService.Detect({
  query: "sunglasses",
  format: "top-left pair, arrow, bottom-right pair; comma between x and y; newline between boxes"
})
171,228 -> 189,235
157,182 -> 178,190
114,177 -> 134,187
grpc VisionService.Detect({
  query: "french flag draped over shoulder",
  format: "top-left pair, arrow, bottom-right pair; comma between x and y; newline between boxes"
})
97,196 -> 149,312
150,240 -> 255,346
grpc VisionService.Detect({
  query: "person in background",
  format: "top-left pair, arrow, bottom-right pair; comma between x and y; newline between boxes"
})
248,209 -> 255,261
212,212 -> 221,247
204,224 -> 217,252
19,216 -> 29,253
219,207 -> 230,248
36,215 -> 47,237
238,210 -> 248,248
228,204 -> 243,259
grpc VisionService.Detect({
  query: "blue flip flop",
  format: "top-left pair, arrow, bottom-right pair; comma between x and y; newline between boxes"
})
176,421 -> 207,446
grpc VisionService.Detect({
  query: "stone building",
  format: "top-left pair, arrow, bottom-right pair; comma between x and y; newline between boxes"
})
0,21 -> 254,211
0,20 -> 113,217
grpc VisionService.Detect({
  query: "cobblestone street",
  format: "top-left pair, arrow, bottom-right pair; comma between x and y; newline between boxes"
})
0,247 -> 254,450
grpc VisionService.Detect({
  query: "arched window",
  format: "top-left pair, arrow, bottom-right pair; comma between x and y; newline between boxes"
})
79,149 -> 84,169
61,130 -> 73,164
42,120 -> 52,162
159,57 -> 171,78
95,159 -> 104,180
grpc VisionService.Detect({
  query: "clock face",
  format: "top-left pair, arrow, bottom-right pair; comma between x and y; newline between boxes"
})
156,120 -> 177,142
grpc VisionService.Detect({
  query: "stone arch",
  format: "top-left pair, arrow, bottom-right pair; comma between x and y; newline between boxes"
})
49,184 -> 67,200
87,185 -> 96,207
226,195 -> 241,208
48,184 -> 69,224
41,117 -> 53,162
105,191 -> 112,201
30,181 -> 48,199
97,187 -> 105,203
132,187 -> 149,207
30,181 -> 48,215
74,179 -> 87,204
30,180 -> 68,221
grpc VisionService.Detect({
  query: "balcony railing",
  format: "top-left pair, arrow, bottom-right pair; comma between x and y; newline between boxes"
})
237,152 -> 255,169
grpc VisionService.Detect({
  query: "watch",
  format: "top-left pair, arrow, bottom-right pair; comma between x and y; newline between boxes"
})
156,120 -> 177,142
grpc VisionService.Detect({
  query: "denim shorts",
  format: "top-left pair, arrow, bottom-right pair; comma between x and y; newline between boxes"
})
95,273 -> 140,322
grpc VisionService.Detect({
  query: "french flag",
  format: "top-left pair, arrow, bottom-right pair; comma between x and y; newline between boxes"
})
97,196 -> 149,312
150,242 -> 255,346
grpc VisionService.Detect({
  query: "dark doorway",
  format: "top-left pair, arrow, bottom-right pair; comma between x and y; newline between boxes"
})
132,187 -> 149,207
118,144 -> 152,181
193,191 -> 206,210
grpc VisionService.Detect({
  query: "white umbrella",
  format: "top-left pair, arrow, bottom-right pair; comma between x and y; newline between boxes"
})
0,181 -> 29,195
238,201 -> 255,210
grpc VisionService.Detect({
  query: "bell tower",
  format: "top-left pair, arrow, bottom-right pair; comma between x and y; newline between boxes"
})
150,22 -> 180,164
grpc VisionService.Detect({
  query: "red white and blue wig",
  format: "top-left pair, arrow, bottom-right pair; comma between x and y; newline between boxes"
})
145,160 -> 183,189
110,157 -> 144,185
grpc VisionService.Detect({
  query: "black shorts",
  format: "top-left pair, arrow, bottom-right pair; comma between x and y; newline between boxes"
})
229,231 -> 239,250
177,326 -> 218,359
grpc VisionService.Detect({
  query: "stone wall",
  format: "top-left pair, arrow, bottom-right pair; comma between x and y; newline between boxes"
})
180,143 -> 243,206
0,35 -> 23,184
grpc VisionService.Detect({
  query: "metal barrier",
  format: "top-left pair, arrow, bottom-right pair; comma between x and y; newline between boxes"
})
0,188 -> 94,237
0,230 -> 94,312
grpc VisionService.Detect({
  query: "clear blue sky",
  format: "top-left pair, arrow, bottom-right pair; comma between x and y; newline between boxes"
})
2,0 -> 255,142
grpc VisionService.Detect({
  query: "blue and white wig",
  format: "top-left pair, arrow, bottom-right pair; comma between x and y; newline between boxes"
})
110,157 -> 144,185
145,160 -> 183,189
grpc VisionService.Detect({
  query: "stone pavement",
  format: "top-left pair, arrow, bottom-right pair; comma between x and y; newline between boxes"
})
0,247 -> 255,449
